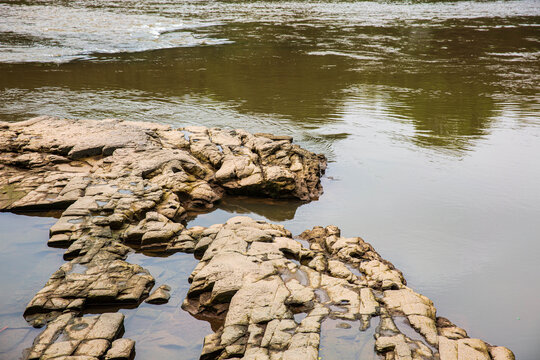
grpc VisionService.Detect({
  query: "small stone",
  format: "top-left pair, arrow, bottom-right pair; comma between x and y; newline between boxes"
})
104,338 -> 135,360
145,285 -> 171,304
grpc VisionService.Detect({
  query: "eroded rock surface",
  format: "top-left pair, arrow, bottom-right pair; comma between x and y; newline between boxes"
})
0,116 -> 326,213
179,217 -> 514,360
0,116 -> 325,323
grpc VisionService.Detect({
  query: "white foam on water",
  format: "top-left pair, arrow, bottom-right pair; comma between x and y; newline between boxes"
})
0,3 -> 231,63
308,50 -> 381,61
2,0 -> 538,63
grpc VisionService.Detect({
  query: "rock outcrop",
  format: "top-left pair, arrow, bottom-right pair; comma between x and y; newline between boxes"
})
0,117 -> 513,360
0,116 -> 326,213
0,117 -> 326,359
178,217 -> 514,360
0,116 -> 326,324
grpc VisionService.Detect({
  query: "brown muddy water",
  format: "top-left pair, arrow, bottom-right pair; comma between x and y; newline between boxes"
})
1,1 -> 540,359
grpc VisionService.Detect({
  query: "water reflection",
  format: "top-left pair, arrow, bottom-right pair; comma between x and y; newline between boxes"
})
1,14 -> 538,153
187,195 -> 303,224
0,213 -> 63,360
319,317 -> 379,360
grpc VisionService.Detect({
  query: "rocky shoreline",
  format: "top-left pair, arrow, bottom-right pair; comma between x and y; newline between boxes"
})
0,117 -> 513,360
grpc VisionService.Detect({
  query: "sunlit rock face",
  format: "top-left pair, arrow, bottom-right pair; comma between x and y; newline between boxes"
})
0,116 -> 326,212
25,312 -> 134,360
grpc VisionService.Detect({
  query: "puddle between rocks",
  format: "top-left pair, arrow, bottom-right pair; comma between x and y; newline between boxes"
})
67,263 -> 87,274
319,317 -> 380,360
344,263 -> 365,278
280,267 -> 309,287
119,251 -> 212,360
294,237 -> 310,250
294,312 -> 307,324
67,217 -> 84,224
315,288 -> 330,303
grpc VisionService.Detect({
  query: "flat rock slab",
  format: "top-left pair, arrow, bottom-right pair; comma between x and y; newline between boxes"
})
26,312 -> 133,360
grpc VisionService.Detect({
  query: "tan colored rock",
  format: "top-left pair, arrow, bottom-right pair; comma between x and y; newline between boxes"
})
375,334 -> 413,360
28,313 -> 133,360
86,313 -> 124,340
104,338 -> 135,360
24,249 -> 154,324
456,338 -> 491,360
439,337 -> 494,360
2,117 -> 515,360
437,317 -> 468,340
145,284 -> 171,304
489,346 -> 516,360
180,219 -> 514,359
42,340 -> 80,359
327,259 -> 355,281
383,287 -> 438,345
74,339 -> 110,357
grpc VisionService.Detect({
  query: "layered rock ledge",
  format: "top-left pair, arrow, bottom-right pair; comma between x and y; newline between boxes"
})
180,217 -> 514,360
1,116 -> 326,214
0,116 -> 324,319
0,117 -> 513,359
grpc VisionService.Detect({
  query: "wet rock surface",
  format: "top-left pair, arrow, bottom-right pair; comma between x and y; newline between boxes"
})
0,117 -> 513,359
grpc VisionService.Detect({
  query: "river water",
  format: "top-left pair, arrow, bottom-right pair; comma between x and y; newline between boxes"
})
0,1 -> 539,359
